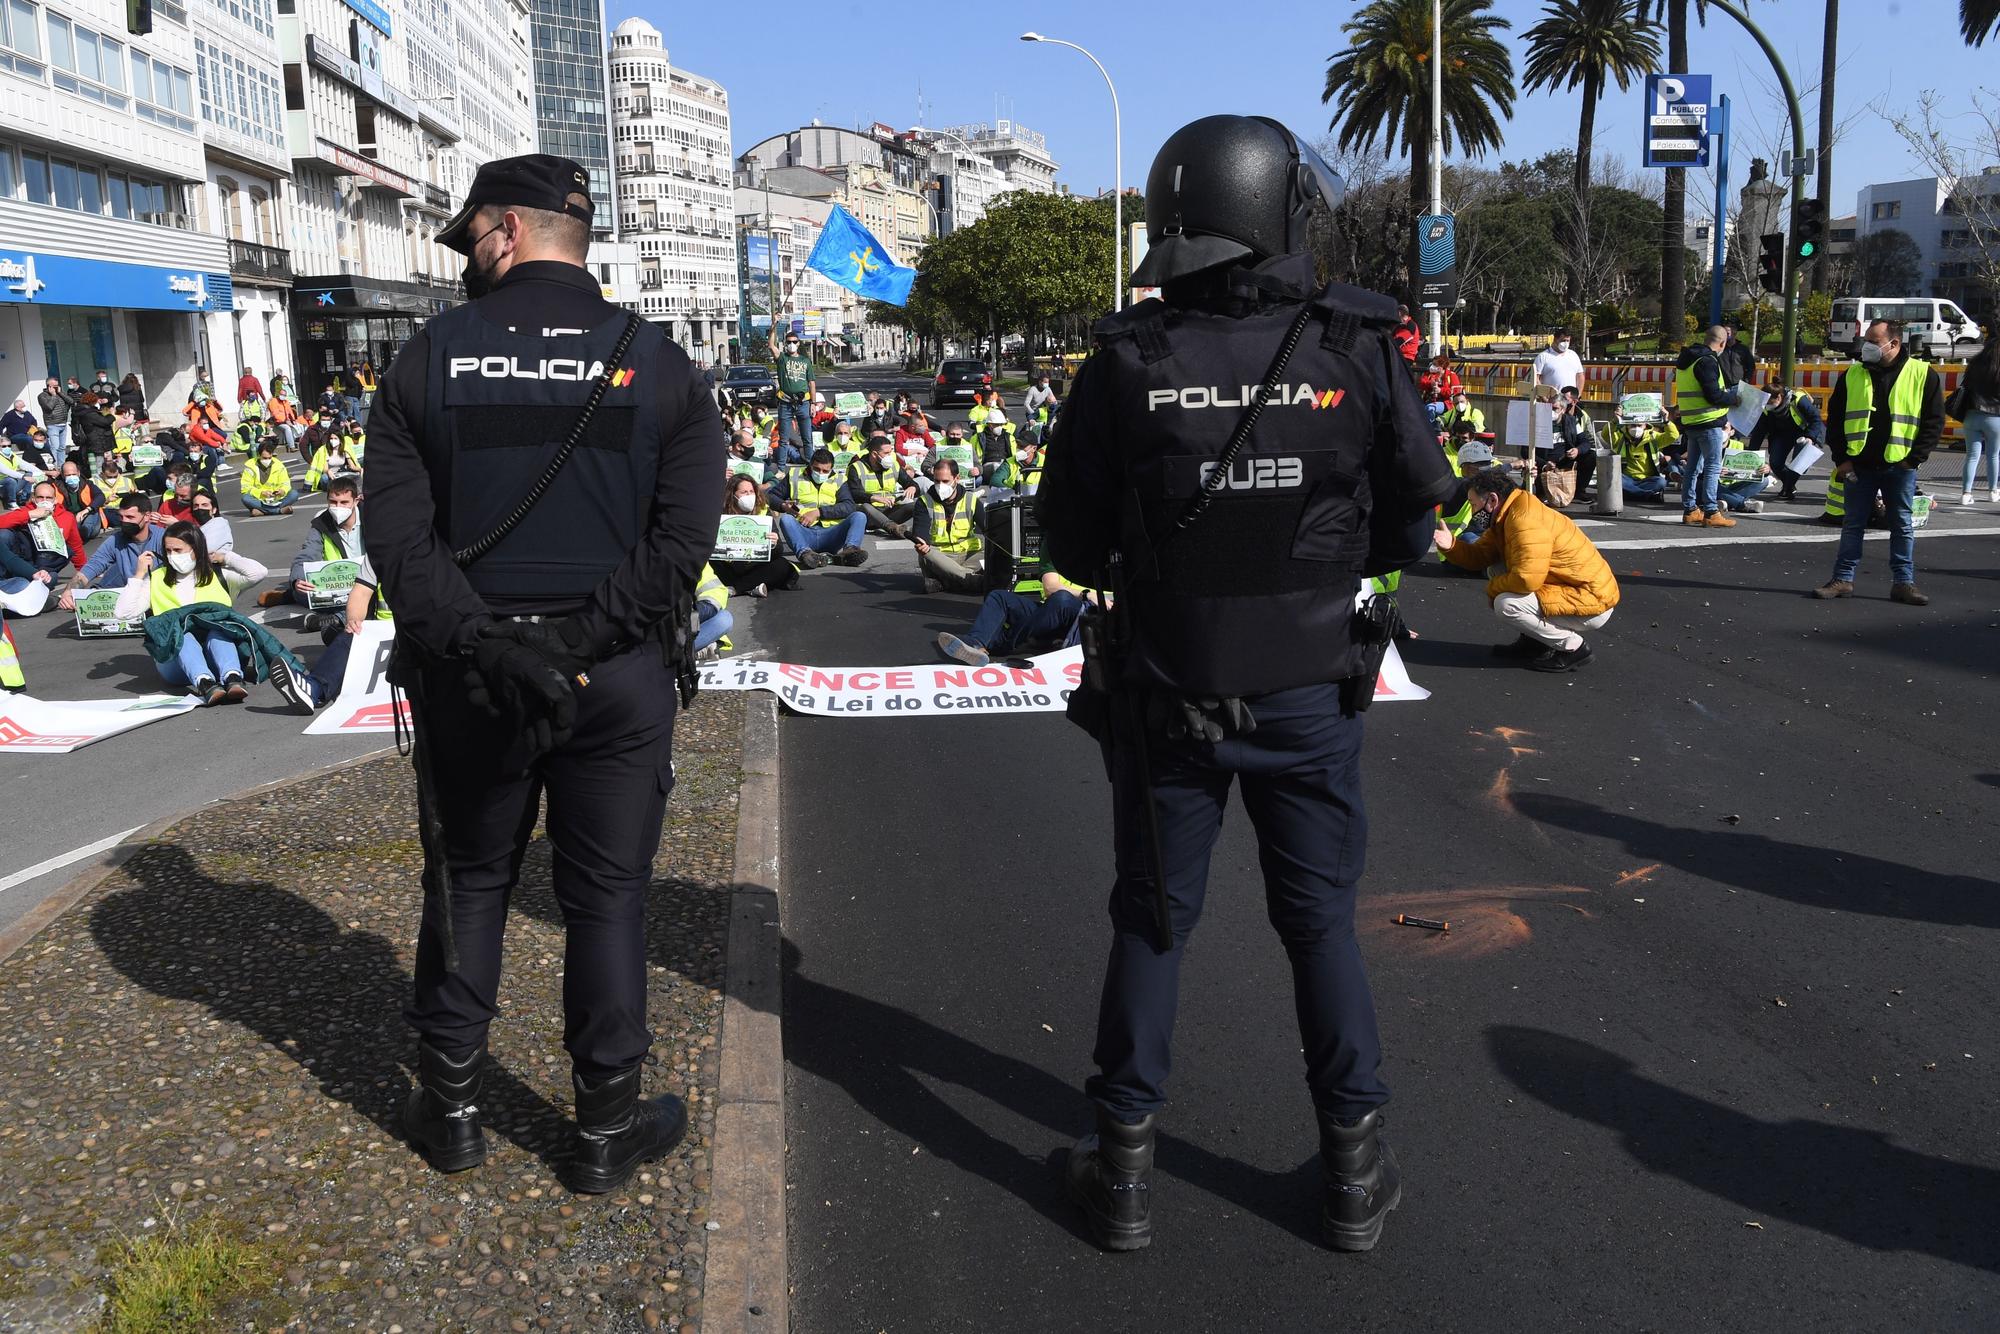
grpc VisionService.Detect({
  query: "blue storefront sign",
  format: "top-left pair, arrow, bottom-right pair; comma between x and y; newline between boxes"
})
0,250 -> 233,313
339,0 -> 392,36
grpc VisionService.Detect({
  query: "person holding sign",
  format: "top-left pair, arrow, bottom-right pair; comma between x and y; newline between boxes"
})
267,476 -> 365,611
713,477 -> 796,597
0,479 -> 87,615
114,520 -> 270,705
766,448 -> 868,569
910,458 -> 984,594
240,440 -> 298,515
1746,383 -> 1825,503
845,434 -> 920,538
57,497 -> 164,609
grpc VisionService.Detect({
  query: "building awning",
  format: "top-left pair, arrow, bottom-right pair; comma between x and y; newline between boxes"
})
292,274 -> 455,317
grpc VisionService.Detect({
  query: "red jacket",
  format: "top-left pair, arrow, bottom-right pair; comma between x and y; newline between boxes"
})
1420,367 -> 1463,403
188,418 -> 227,450
1392,319 -> 1421,365
238,374 -> 263,401
0,503 -> 87,568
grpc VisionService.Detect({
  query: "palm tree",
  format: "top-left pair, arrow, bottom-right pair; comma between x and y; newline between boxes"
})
1322,0 -> 1516,302
1812,0 -> 1837,291
1965,1 -> 2000,42
1648,0 -> 1703,346
1522,0 -> 1663,310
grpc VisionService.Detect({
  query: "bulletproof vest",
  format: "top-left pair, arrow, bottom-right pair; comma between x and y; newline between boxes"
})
421,304 -> 661,607
1096,276 -> 1391,697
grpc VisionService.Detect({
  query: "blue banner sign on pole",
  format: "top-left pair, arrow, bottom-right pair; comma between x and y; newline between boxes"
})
1643,73 -> 1711,169
1416,214 -> 1457,311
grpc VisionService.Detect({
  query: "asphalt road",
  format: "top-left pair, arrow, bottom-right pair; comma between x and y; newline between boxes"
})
0,470 -> 383,931
762,505 -> 2000,1331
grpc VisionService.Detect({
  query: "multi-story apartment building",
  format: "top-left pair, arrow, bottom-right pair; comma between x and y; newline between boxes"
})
943,119 -> 1058,196
0,0 -> 234,411
1855,168 -> 2000,318
733,172 -> 852,357
905,127 -> 1009,235
278,0 -> 535,394
526,0 -> 636,309
738,122 -> 929,262
607,16 -> 736,357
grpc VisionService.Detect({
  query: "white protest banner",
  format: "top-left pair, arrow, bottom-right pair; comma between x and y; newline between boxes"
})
0,694 -> 200,753
699,642 -> 1427,718
1725,387 -> 1768,439
1503,400 -> 1553,454
303,621 -> 405,734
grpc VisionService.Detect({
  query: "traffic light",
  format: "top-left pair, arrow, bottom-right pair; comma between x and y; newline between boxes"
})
1793,197 -> 1827,263
125,0 -> 152,34
1757,233 -> 1785,296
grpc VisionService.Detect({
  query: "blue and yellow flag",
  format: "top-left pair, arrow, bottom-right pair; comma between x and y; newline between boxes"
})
804,205 -> 916,306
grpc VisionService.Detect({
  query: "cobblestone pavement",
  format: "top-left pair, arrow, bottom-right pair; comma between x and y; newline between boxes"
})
0,691 -> 746,1332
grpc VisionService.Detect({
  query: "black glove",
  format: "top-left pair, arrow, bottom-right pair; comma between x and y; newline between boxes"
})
480,616 -> 596,682
465,626 -> 578,756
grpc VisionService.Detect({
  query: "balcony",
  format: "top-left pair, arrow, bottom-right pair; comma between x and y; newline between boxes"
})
229,239 -> 294,285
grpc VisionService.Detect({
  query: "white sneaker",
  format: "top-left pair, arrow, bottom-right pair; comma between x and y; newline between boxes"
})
1990,488 -> 1999,503
1963,493 -> 1977,506
1740,499 -> 1764,513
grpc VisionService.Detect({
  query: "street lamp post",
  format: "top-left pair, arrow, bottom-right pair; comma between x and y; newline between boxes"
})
1021,31 -> 1122,313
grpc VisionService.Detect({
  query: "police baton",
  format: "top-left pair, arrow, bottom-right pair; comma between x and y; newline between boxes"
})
395,666 -> 460,975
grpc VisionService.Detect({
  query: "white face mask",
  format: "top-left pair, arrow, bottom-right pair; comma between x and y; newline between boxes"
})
1626,425 -> 1645,440
1556,341 -> 1570,353
327,504 -> 354,526
735,493 -> 757,512
167,551 -> 196,575
1858,340 -> 1886,364
32,498 -> 54,516
935,482 -> 956,500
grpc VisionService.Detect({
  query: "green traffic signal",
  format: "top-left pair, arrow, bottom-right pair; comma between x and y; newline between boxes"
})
1799,241 -> 1816,258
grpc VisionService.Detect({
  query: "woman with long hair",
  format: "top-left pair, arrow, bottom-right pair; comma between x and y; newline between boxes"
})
112,519 -> 269,705
1956,337 -> 2000,504
714,473 -> 798,597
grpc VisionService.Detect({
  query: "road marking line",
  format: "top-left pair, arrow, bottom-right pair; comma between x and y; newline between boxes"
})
0,825 -> 144,895
1597,525 -> 2000,550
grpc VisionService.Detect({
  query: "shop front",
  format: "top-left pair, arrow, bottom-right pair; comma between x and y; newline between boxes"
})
290,275 -> 457,399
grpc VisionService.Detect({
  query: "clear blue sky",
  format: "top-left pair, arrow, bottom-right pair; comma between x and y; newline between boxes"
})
612,0 -> 1993,221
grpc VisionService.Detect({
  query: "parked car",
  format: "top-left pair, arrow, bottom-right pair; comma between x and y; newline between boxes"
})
722,364 -> 778,407
930,358 -> 992,409
1828,297 -> 1984,361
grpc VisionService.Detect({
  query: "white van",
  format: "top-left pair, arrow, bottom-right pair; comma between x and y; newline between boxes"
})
1829,298 -> 1984,361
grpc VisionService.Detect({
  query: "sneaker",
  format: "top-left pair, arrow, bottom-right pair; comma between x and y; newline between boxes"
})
1490,634 -> 1544,660
936,632 -> 990,667
203,682 -> 229,707
1681,510 -> 1704,525
1962,493 -> 1977,506
1890,582 -> 1930,606
267,657 -> 319,715
1811,579 -> 1854,599
1739,499 -> 1764,513
1529,643 -> 1592,672
221,673 -> 248,704
1704,511 -> 1736,528
797,550 -> 828,570
1779,486 -> 1798,502
1990,489 -> 1999,503
833,545 -> 870,567
749,582 -> 770,599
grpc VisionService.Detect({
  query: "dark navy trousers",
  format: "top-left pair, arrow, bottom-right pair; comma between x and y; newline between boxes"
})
406,646 -> 677,1080
1086,683 -> 1389,1122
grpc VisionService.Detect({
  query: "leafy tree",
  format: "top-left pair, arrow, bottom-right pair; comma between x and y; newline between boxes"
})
1321,0 -> 1516,303
1849,228 -> 1925,297
1964,0 -> 1999,44
1522,0 -> 1663,307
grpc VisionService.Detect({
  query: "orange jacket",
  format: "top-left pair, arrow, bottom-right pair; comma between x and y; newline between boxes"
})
1443,488 -> 1620,618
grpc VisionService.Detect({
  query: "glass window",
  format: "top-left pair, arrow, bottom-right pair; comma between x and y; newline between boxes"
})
172,67 -> 191,115
107,171 -> 129,217
129,47 -> 149,99
77,164 -> 100,213
100,32 -> 119,87
22,150 -> 48,204
7,0 -> 41,58
0,145 -> 13,199
43,10 -> 68,68
51,157 -> 78,210
74,26 -> 96,81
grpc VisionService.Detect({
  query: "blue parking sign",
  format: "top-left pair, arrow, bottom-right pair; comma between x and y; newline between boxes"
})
1643,74 -> 1711,169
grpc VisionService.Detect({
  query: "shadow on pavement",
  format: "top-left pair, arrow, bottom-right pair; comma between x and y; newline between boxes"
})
1510,793 -> 2000,930
779,939 -> 1327,1247
1487,1026 -> 2000,1274
90,842 -> 571,1171
83,652 -> 163,696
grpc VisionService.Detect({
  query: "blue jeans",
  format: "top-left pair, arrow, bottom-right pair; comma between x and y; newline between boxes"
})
1719,479 -> 1767,511
156,629 -> 243,691
1832,465 -> 1918,586
967,589 -> 1081,653
243,490 -> 296,514
0,477 -> 29,505
693,603 -> 733,652
1962,411 -> 2000,492
1681,424 -> 1726,514
46,422 -> 70,455
777,400 -> 813,451
777,512 -> 864,555
1621,474 -> 1667,499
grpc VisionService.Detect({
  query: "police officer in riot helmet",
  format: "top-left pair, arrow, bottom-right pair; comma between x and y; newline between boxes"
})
1037,116 -> 1456,1253
363,155 -> 722,1193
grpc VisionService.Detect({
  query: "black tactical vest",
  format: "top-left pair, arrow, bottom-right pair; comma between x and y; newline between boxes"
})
1093,276 -> 1397,696
420,305 -> 662,608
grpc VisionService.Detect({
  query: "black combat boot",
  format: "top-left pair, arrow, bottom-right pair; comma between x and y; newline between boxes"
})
1066,1108 -> 1156,1251
1318,1107 -> 1401,1252
403,1039 -> 487,1174
564,1066 -> 688,1195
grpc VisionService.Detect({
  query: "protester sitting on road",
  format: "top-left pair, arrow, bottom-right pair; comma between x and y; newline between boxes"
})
268,554 -> 384,716
189,489 -> 236,555
0,478 -> 87,615
1439,392 -> 1486,441
267,393 -> 303,453
846,433 -> 920,537
1024,374 -> 1059,425
988,428 -> 1045,497
936,570 -> 1093,666
0,400 -> 35,451
240,440 -> 298,515
95,453 -> 136,506
57,496 -> 166,609
911,458 -> 985,594
1419,351 -> 1463,405
978,413 -> 1020,490
1716,445 -> 1775,513
825,418 -> 862,460
304,429 -> 362,492
861,395 -> 895,438
0,438 -> 42,506
923,421 -> 975,481
694,563 -> 733,656
159,469 -> 202,525
261,475 -> 364,611
300,409 -> 340,462
114,520 -> 271,706
185,410 -> 228,468
56,458 -> 111,540
1550,387 -> 1600,504
766,448 -> 868,569
1747,382 -> 1827,503
715,475 -> 799,597
1616,416 -> 1677,504
1434,467 -> 1620,672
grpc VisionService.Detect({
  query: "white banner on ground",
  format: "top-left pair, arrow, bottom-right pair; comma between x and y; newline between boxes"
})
302,621 -> 405,734
0,693 -> 201,753
699,642 -> 1428,718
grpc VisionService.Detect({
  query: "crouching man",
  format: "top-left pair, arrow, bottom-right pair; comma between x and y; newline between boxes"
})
1434,467 -> 1620,672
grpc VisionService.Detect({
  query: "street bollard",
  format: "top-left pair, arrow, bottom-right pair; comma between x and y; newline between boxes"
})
1592,449 -> 1623,515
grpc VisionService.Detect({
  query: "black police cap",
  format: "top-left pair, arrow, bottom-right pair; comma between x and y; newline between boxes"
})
438,154 -> 594,254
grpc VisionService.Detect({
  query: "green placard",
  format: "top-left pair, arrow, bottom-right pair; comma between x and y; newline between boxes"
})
130,444 -> 164,469
834,391 -> 867,416
935,444 -> 976,474
74,589 -> 144,637
1910,493 -> 1934,528
1721,449 -> 1766,482
304,558 -> 358,609
830,449 -> 859,476
713,513 -> 775,561
729,459 -> 766,484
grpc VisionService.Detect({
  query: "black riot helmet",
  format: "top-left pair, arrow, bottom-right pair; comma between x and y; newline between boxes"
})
1130,116 -> 1344,289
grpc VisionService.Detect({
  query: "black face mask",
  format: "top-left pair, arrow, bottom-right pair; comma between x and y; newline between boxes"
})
119,520 -> 143,540
461,222 -> 505,300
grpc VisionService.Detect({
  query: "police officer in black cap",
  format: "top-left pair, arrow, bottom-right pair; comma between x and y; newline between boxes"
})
1037,116 -> 1456,1253
364,154 -> 722,1193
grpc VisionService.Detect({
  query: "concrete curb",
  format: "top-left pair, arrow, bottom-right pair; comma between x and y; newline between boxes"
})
0,744 -> 395,969
705,693 -> 787,1334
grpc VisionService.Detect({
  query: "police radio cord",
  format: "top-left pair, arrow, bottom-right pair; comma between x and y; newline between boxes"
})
1173,300 -> 1318,533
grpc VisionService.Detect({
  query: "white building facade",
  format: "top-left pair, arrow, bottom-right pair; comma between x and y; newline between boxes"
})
607,16 -> 736,357
943,119 -> 1058,196
0,0 -> 232,413
1854,169 -> 2000,317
